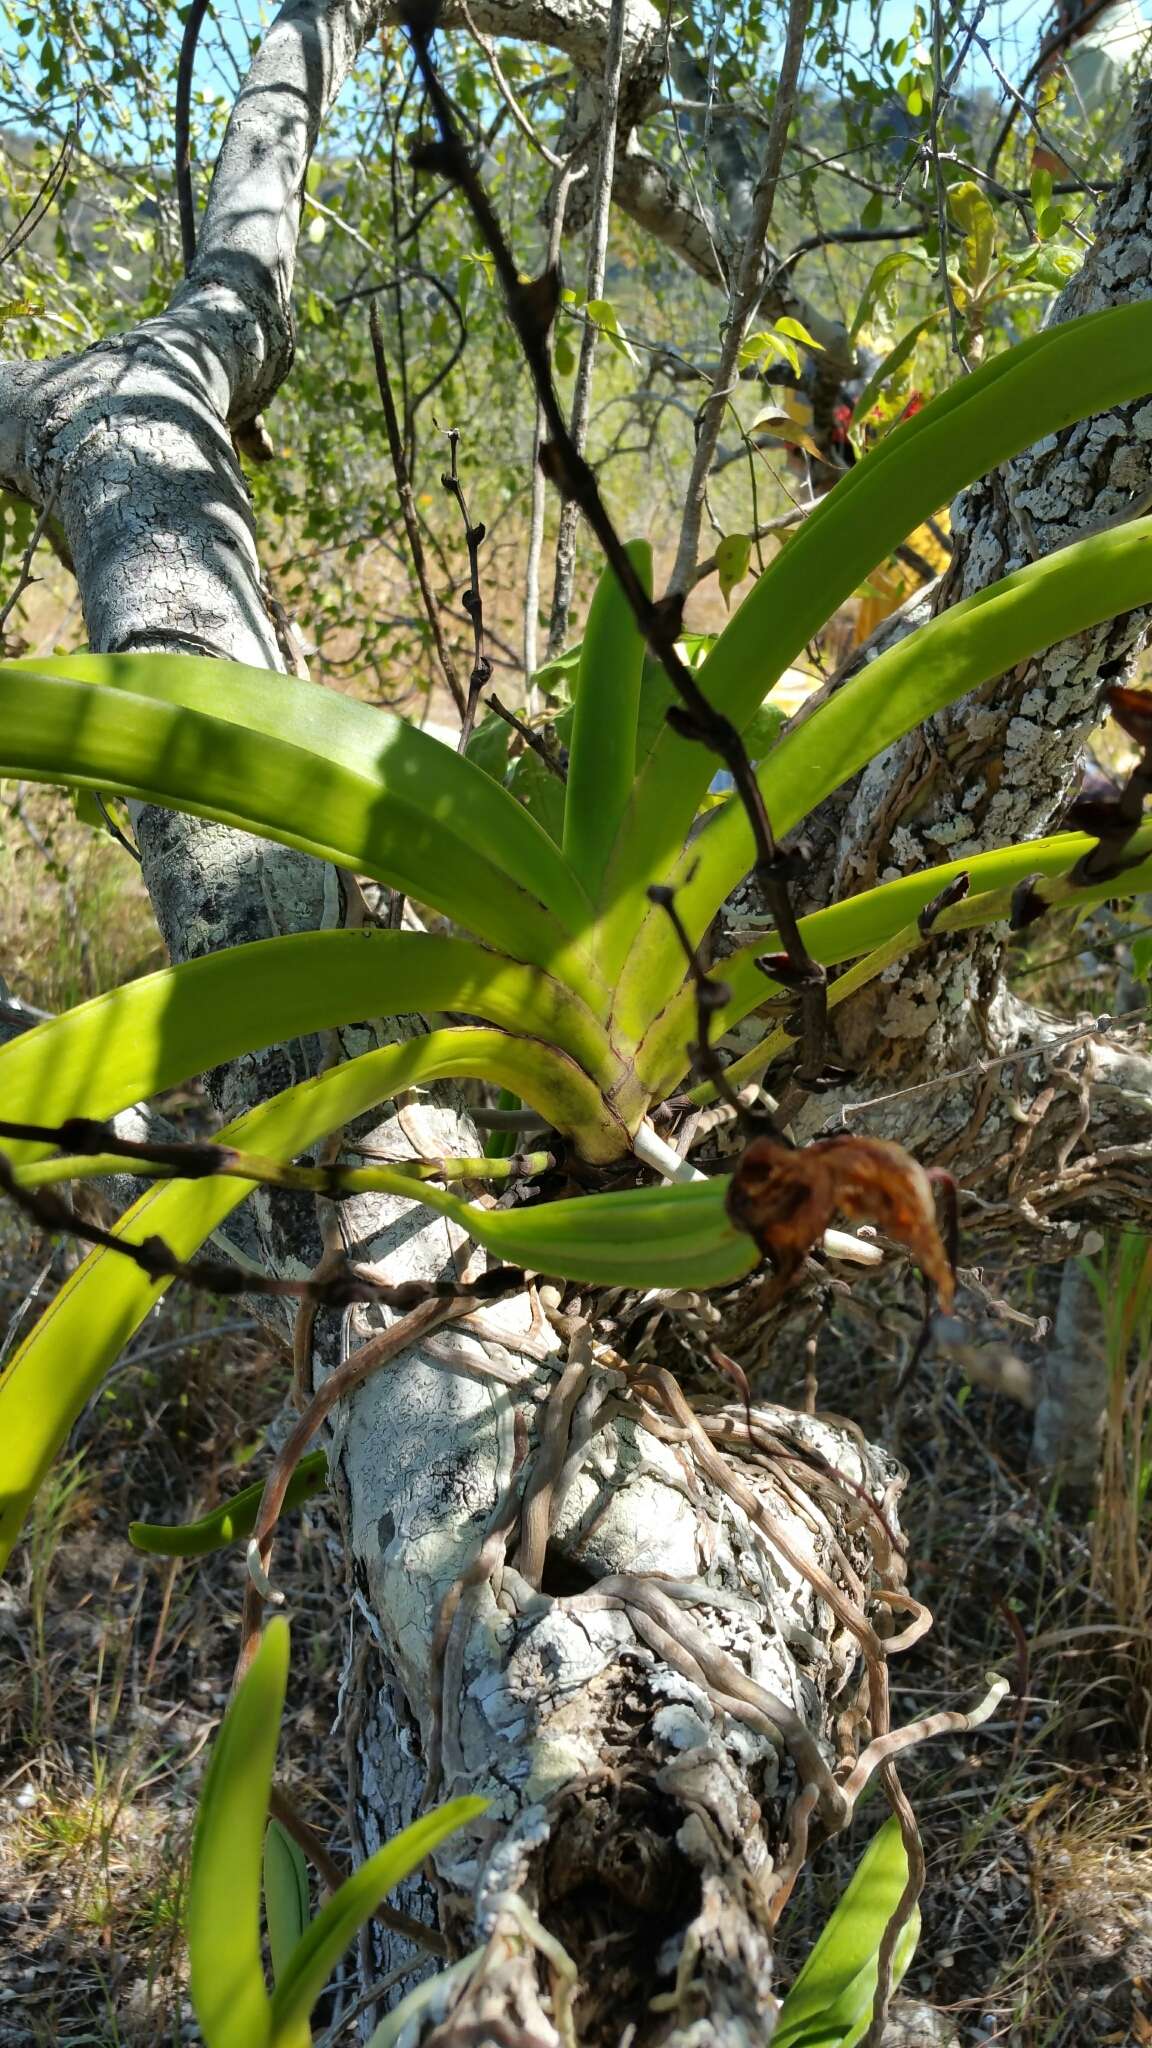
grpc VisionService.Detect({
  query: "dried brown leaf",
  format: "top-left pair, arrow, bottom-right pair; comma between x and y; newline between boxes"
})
726,1135 -> 954,1309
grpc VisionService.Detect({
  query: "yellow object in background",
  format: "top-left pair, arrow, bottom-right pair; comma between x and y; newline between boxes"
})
852,513 -> 952,645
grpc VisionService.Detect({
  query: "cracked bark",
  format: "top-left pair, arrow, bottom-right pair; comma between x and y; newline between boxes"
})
4,0 -> 1152,2039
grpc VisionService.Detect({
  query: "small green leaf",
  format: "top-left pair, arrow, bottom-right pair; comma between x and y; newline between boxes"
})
72,787 -> 107,831
187,1620 -> 289,2048
850,311 -> 944,426
716,533 -> 753,610
553,331 -> 576,377
1030,165 -> 1053,213
1038,203 -> 1065,242
264,1823 -> 311,1987
129,1450 -> 328,1558
849,248 -> 929,339
948,179 -> 997,290
531,639 -> 583,702
860,190 -> 883,229
585,297 -> 638,365
774,314 -> 822,352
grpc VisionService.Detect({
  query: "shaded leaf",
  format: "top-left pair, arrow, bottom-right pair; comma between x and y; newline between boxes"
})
263,1822 -> 311,1988
268,1799 -> 487,2044
187,1620 -> 288,2048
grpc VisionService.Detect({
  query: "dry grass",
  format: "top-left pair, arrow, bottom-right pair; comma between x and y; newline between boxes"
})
0,783 -> 160,1015
8,1224 -> 1151,2044
769,1285 -> 1152,2048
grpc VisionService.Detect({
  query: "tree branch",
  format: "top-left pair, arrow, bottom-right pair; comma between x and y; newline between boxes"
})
667,0 -> 813,598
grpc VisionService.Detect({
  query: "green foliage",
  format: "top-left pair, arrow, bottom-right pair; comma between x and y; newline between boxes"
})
187,1618 -> 484,2048
563,539 -> 650,894
187,1620 -> 285,2048
263,1824 -> 311,1990
772,1819 -> 919,2047
128,1451 -> 329,1558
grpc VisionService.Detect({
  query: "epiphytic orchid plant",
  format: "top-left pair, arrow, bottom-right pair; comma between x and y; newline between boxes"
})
3,286 -> 1152,1565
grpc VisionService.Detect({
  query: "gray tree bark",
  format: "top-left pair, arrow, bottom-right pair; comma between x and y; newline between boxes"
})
2,0 -> 1150,2040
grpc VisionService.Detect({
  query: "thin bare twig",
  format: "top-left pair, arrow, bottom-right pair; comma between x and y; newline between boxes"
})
545,0 -> 627,659
403,5 -> 833,1099
440,427 -> 492,749
524,159 -> 584,695
368,298 -> 467,719
0,1125 -> 526,1313
667,0 -> 813,599
0,495 -> 55,645
487,693 -> 567,779
175,0 -> 211,272
0,126 -> 74,268
460,1 -> 566,169
647,884 -> 777,1137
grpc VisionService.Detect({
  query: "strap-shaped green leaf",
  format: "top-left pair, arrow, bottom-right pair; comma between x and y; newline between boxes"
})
614,510 -> 1152,1039
638,821 -> 1152,1098
129,1451 -> 329,1557
563,541 -> 651,898
772,1816 -> 918,2048
0,929 -> 618,1171
267,1798 -> 486,2046
596,299 -> 1152,989
0,1025 -> 627,1570
0,665 -> 604,1005
15,650 -> 593,929
187,1618 -> 288,2048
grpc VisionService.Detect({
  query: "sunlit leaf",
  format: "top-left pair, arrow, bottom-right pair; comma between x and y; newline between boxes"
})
772,1817 -> 919,2047
187,1619 -> 288,2048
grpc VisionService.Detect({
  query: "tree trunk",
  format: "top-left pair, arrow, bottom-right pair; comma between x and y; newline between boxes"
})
3,2 -> 1151,2040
